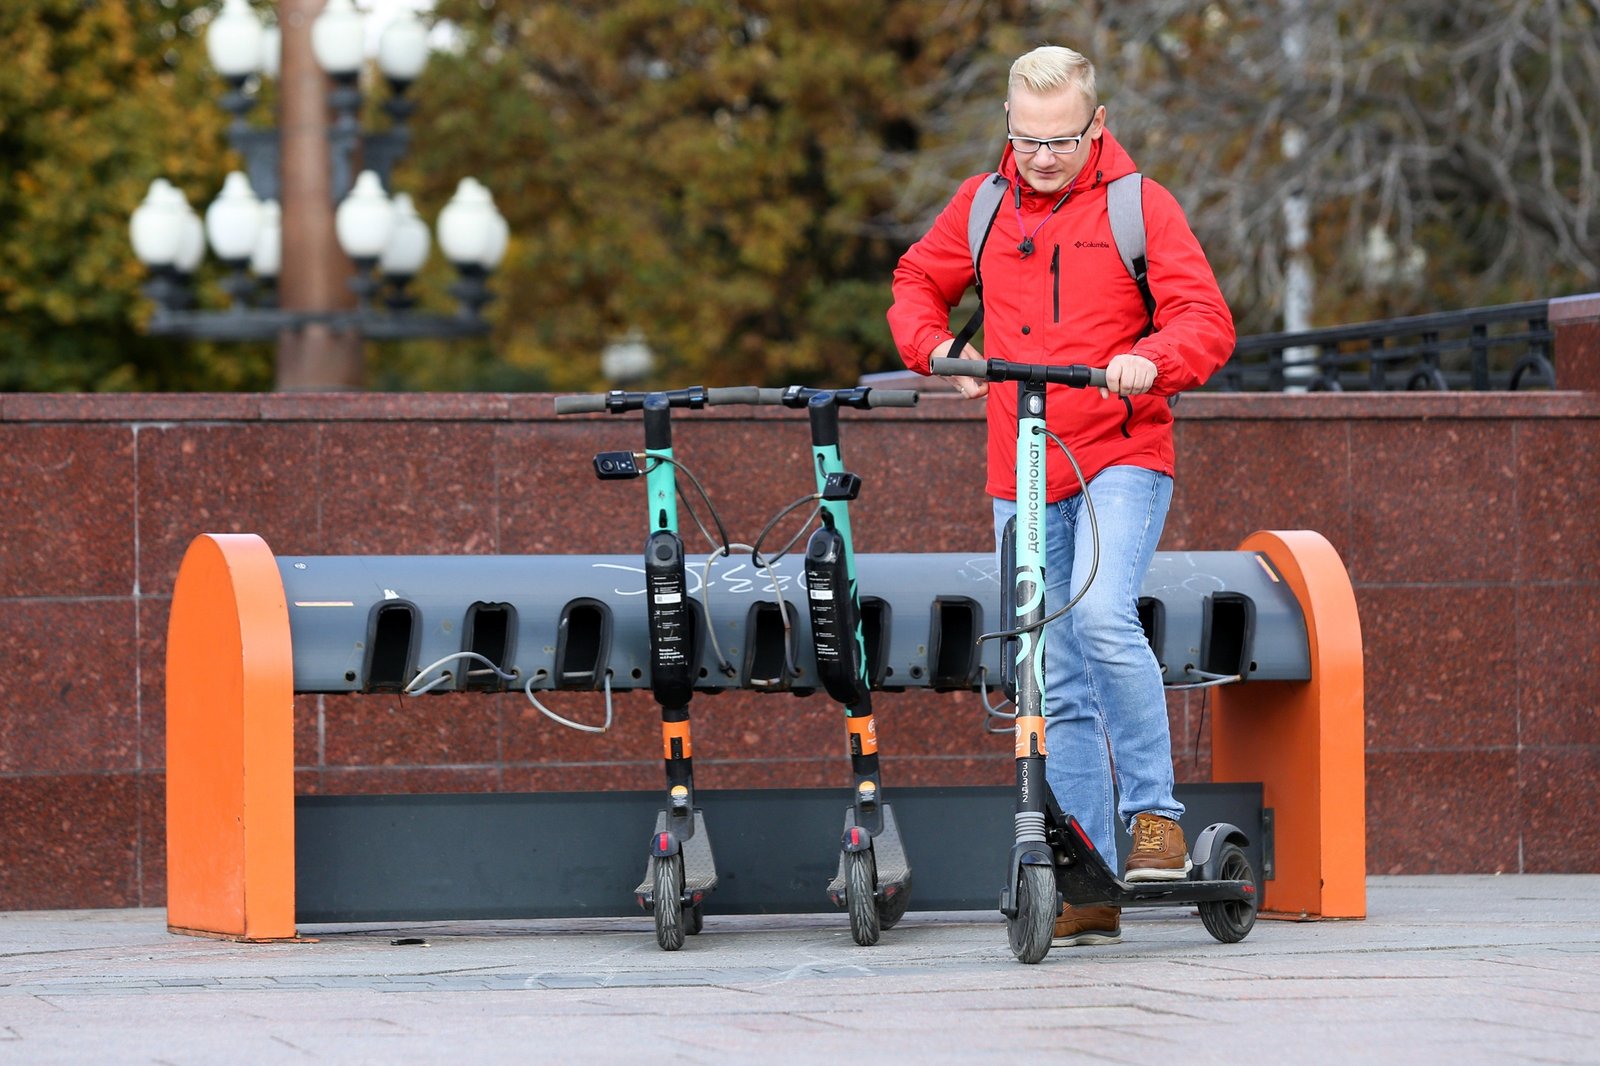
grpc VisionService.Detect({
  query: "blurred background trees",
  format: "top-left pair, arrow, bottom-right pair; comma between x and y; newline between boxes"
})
2,0 -> 1597,392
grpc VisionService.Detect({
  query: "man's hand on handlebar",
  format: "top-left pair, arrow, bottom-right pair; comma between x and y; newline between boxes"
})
1100,353 -> 1157,399
932,338 -> 988,399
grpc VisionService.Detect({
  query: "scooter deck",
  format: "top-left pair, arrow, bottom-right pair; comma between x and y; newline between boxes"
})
826,802 -> 911,905
1051,817 -> 1253,909
635,808 -> 718,904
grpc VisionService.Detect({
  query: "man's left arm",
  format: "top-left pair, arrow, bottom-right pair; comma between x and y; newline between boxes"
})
1127,180 -> 1236,397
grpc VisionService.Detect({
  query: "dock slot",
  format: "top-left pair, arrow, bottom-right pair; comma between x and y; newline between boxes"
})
362,601 -> 419,693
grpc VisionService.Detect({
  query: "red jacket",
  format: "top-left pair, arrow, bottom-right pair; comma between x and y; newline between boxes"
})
888,130 -> 1235,501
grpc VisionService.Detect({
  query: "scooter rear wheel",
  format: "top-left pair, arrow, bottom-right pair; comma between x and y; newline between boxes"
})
1197,842 -> 1257,943
653,853 -> 686,951
845,849 -> 881,947
1008,864 -> 1055,964
686,902 -> 704,936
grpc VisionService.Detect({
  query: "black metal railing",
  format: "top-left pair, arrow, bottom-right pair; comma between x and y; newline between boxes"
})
1212,299 -> 1555,392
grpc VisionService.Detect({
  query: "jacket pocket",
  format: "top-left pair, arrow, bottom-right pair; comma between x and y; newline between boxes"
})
1050,245 -> 1060,323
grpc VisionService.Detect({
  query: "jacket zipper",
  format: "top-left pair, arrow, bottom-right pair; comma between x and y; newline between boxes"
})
1050,244 -> 1060,323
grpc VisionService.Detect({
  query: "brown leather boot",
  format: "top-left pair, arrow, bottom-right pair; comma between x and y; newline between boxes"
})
1124,812 -> 1193,882
1052,902 -> 1122,946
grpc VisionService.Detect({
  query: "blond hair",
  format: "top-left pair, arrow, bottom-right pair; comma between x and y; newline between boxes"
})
1008,45 -> 1097,109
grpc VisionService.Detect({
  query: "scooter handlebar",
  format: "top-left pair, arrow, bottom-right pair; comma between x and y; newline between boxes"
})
705,387 -> 762,405
864,389 -> 920,408
553,394 -> 607,415
930,357 -> 1108,390
929,357 -> 987,379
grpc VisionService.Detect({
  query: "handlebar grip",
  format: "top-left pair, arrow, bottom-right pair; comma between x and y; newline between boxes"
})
1085,368 -> 1109,389
930,357 -> 987,378
866,389 -> 920,408
553,394 -> 607,415
756,388 -> 788,405
706,387 -> 761,405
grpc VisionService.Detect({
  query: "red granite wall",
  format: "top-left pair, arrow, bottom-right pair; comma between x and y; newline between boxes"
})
2,376 -> 1597,909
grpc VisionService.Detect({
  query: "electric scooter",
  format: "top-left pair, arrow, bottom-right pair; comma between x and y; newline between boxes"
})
929,356 -> 1259,964
764,384 -> 918,946
553,385 -> 759,951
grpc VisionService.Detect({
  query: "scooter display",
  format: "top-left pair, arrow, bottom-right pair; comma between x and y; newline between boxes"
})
929,356 -> 1259,964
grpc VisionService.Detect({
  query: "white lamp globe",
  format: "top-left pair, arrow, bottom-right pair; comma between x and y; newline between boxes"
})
204,171 -> 263,264
379,192 -> 431,277
129,179 -> 188,268
206,0 -> 264,80
259,22 -> 281,80
311,0 -> 366,78
175,206 -> 207,275
437,177 -> 495,266
479,207 -> 509,270
378,11 -> 430,85
335,171 -> 397,261
251,199 -> 282,279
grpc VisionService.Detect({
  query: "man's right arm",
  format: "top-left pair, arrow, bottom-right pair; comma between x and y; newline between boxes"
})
887,177 -> 984,375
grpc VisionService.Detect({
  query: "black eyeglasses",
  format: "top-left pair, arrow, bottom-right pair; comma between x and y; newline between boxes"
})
1007,113 -> 1097,156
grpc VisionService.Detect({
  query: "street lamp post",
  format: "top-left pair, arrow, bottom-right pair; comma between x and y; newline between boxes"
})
130,0 -> 508,387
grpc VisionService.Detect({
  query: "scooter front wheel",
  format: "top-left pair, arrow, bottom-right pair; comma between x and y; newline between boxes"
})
653,853 -> 686,951
1008,864 -> 1056,964
845,849 -> 881,947
1197,842 -> 1257,943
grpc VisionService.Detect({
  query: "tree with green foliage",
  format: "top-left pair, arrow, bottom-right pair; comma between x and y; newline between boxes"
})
393,0 -> 1031,389
0,0 -> 270,391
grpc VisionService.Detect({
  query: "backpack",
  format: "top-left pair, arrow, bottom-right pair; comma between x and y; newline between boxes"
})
950,171 -> 1154,358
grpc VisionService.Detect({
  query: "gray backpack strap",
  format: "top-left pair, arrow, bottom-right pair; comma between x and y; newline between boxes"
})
950,173 -> 1009,359
1106,172 -> 1155,325
967,172 -> 1009,285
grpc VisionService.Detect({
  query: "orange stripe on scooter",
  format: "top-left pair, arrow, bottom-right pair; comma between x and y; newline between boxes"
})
1014,715 -> 1047,758
846,716 -> 879,755
661,721 -> 692,760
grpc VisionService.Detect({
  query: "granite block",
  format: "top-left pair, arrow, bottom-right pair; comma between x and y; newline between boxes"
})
320,691 -> 501,767
135,423 -> 323,594
258,392 -> 510,422
312,767 -> 503,794
1516,421 -> 1600,583
0,425 -> 134,596
690,758 -> 841,790
318,422 -> 502,555
138,771 -> 166,907
501,762 -> 661,793
294,693 -> 322,769
1167,689 -> 1215,784
1516,585 -> 1600,748
1519,748 -> 1600,873
1365,751 -> 1520,873
138,596 -> 171,771
1357,585 -> 1519,750
1347,421 -> 1517,584
0,773 -> 139,910
1168,420 -> 1352,553
871,754 -> 1014,788
0,599 -> 139,774
496,423 -> 641,554
501,688 -> 661,764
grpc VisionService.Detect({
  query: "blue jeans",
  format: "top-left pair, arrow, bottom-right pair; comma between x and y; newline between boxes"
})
993,465 -> 1181,861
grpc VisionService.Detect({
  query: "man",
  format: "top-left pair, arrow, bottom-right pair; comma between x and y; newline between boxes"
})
887,44 -> 1234,947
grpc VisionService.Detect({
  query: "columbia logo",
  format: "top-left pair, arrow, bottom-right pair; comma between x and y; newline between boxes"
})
1075,240 -> 1111,249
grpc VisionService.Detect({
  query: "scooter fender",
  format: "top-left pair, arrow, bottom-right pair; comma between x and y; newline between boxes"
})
1189,822 -> 1250,875
998,841 -> 1056,919
649,830 -> 683,859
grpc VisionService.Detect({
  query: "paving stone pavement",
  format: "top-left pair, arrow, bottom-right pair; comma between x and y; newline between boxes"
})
3,876 -> 1598,1064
